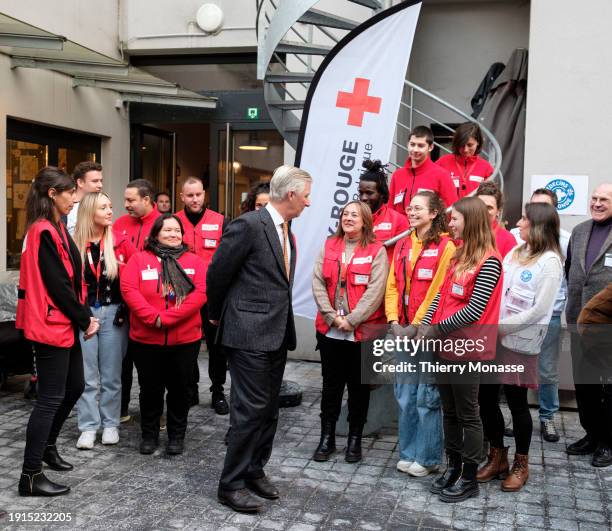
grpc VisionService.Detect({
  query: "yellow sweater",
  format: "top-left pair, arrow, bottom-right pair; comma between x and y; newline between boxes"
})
385,232 -> 456,324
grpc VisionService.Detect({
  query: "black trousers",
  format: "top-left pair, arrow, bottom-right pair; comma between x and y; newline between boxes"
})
202,304 -> 227,394
219,346 -> 286,491
479,383 -> 532,455
23,335 -> 85,471
317,333 -> 371,427
131,340 -> 199,440
120,344 -> 134,415
436,373 -> 482,465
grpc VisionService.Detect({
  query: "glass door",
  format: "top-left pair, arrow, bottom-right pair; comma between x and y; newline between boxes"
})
217,124 -> 284,219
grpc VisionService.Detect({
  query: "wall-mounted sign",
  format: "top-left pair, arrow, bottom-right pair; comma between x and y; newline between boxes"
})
531,174 -> 589,216
246,107 -> 259,120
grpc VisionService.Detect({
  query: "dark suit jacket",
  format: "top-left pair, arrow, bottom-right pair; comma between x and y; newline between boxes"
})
206,207 -> 297,351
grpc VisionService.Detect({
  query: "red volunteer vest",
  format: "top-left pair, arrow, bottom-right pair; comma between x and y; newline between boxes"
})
393,233 -> 452,325
432,249 -> 502,361
315,237 -> 386,341
372,205 -> 409,263
175,208 -> 224,272
17,220 -> 84,348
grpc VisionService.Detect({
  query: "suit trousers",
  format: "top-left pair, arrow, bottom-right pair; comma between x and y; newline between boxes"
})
219,346 -> 287,491
23,333 -> 85,471
202,304 -> 227,393
131,340 -> 200,440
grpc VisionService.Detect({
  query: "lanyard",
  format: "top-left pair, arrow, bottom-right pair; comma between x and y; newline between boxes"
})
86,239 -> 105,307
337,244 -> 354,316
453,157 -> 478,188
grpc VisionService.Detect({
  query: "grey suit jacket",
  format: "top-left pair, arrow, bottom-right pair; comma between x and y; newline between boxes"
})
566,219 -> 612,324
206,207 -> 297,351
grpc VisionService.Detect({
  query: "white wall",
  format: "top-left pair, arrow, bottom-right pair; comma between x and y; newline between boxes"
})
524,0 -> 612,231
0,53 -> 130,272
0,0 -> 122,61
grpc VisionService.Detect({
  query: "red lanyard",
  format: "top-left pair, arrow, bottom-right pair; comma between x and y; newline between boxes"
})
337,243 -> 354,316
86,239 -> 105,304
454,157 -> 478,185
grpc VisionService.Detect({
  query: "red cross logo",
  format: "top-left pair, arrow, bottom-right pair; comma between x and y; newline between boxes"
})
336,78 -> 382,127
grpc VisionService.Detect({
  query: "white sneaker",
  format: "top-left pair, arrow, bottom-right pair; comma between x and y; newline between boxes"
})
407,462 -> 439,477
396,460 -> 414,473
76,430 -> 96,449
102,427 -> 119,445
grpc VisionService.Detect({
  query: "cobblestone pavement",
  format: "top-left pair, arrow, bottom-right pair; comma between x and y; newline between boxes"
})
0,357 -> 610,530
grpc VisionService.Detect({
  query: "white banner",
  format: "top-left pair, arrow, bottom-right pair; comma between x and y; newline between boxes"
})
531,174 -> 589,216
292,1 -> 422,319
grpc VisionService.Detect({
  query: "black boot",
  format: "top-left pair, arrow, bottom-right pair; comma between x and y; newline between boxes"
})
42,445 -> 73,471
345,425 -> 363,463
430,452 -> 462,494
166,438 -> 184,456
18,470 -> 70,497
313,420 -> 336,461
439,462 -> 479,503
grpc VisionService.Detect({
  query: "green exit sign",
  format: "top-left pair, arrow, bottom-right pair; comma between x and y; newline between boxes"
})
247,107 -> 259,120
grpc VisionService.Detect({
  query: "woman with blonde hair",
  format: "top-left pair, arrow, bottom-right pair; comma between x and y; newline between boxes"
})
73,192 -> 135,449
312,200 -> 388,463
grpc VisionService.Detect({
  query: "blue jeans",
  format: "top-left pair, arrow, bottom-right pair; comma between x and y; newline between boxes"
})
538,314 -> 561,421
77,304 -> 128,431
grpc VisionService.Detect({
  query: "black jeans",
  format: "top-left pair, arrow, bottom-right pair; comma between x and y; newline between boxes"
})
436,372 -> 482,465
202,304 -> 227,394
132,340 -> 199,440
317,333 -> 371,427
120,344 -> 134,415
220,346 -> 286,491
23,335 -> 85,471
479,383 -> 532,455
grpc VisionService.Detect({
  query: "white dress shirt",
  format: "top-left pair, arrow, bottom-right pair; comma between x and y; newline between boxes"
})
265,202 -> 291,264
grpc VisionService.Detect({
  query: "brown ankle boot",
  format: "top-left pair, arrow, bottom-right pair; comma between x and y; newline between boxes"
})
476,446 -> 509,483
501,453 -> 529,492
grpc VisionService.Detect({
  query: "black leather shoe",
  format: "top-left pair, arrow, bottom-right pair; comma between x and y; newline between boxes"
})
345,426 -> 363,463
592,445 -> 612,467
139,438 -> 159,455
439,477 -> 479,503
313,421 -> 336,462
566,435 -> 597,455
166,438 -> 184,455
212,393 -> 229,415
246,476 -> 279,500
42,445 -> 73,471
218,487 -> 263,513
430,454 -> 462,494
18,471 -> 70,497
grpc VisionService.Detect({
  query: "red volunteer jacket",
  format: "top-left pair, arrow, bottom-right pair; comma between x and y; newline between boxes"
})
17,220 -> 85,348
493,221 -> 517,258
315,237 -> 386,341
120,250 -> 207,345
113,206 -> 161,251
393,234 -> 452,325
432,249 -> 503,361
175,208 -> 224,272
387,158 -> 458,215
372,204 -> 409,263
436,154 -> 494,199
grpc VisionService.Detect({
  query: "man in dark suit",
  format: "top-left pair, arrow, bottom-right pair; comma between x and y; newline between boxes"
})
207,165 -> 312,512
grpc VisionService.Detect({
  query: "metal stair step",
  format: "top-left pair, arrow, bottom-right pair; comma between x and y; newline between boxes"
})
347,0 -> 383,9
269,100 -> 306,110
298,9 -> 359,30
277,41 -> 333,55
265,72 -> 314,83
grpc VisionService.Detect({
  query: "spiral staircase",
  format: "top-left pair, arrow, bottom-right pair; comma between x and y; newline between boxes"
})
255,0 -> 502,175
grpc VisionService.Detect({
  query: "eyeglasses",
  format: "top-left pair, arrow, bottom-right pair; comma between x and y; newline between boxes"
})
407,206 -> 427,212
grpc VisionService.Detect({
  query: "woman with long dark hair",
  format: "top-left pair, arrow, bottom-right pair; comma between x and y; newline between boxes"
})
120,213 -> 206,455
16,167 -> 99,496
240,182 -> 270,214
477,203 -> 563,492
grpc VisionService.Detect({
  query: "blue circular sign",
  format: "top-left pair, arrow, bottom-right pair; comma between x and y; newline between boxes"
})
545,179 -> 575,210
520,270 -> 532,282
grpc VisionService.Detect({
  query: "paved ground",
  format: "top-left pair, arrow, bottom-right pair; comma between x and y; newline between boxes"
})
0,356 -> 610,530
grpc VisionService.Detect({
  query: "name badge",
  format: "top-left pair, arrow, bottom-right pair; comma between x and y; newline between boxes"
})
393,192 -> 405,205
453,178 -> 460,188
417,188 -> 433,193
451,283 -> 464,296
353,256 -> 373,265
354,274 -> 369,285
422,249 -> 439,257
141,268 -> 158,281
374,222 -> 392,231
469,175 -> 484,183
202,224 -> 219,231
204,239 -> 217,248
118,254 -> 125,263
183,268 -> 195,275
417,268 -> 433,280
605,253 -> 612,267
